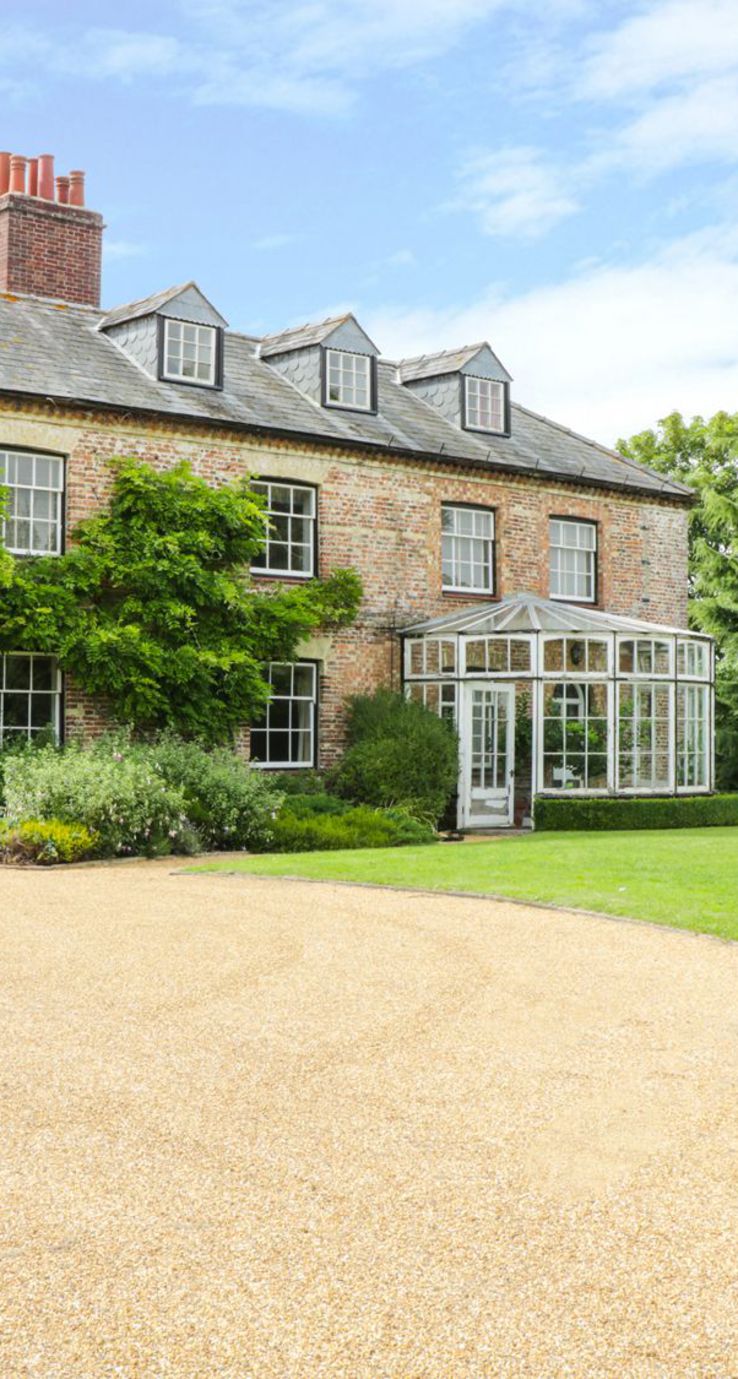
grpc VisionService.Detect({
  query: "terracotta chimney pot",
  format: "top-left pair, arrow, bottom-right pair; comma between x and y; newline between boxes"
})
37,154 -> 54,200
27,158 -> 38,197
69,169 -> 85,207
10,156 -> 27,194
55,175 -> 69,204
0,153 -> 10,197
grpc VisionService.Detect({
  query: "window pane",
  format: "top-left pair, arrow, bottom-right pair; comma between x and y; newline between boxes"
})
250,481 -> 315,577
4,655 -> 31,690
164,320 -> 217,384
441,505 -> 494,592
0,451 -> 65,557
326,351 -> 372,410
549,519 -> 596,600
251,661 -> 316,768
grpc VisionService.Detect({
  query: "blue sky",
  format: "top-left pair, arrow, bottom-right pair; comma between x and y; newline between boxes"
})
2,0 -> 738,444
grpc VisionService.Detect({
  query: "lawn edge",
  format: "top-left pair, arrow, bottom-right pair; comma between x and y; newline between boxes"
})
174,867 -> 738,947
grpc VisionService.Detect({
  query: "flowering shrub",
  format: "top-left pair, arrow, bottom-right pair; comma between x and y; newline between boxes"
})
147,734 -> 283,851
3,742 -> 193,857
0,818 -> 99,865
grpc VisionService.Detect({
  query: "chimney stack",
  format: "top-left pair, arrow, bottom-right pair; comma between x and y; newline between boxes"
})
0,148 -> 103,305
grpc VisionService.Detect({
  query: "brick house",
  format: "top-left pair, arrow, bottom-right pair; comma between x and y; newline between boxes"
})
0,153 -> 714,827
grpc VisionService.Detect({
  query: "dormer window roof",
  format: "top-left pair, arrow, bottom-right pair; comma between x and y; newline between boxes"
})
258,312 -> 378,359
98,281 -> 227,390
398,341 -> 512,438
259,311 -> 379,414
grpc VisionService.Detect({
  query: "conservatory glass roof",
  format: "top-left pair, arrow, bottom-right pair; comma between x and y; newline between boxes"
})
402,593 -> 711,640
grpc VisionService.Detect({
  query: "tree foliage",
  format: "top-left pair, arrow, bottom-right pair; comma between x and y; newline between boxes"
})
0,458 -> 362,742
619,411 -> 738,787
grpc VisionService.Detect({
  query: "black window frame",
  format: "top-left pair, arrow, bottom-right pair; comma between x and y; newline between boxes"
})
548,515 -> 599,606
157,315 -> 224,391
321,347 -> 378,415
460,374 -> 511,437
441,500 -> 498,598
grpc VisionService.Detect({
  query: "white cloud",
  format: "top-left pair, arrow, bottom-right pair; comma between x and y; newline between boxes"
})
452,145 -> 579,239
589,76 -> 738,176
0,2 -> 532,115
366,224 -> 738,444
581,0 -> 738,99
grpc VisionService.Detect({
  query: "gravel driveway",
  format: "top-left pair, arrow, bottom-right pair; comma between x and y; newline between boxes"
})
2,861 -> 737,1378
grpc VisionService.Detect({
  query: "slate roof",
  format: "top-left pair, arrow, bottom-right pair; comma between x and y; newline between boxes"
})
0,292 -> 693,502
258,312 -> 377,358
98,283 -> 193,330
398,344 -> 489,382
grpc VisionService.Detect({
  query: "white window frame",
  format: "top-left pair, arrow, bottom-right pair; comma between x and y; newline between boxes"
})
0,449 -> 64,556
540,680 -> 610,794
616,680 -> 674,793
463,376 -> 506,434
617,636 -> 673,678
250,480 -> 316,579
540,634 -> 611,677
461,633 -> 534,677
442,505 -> 495,595
0,653 -> 61,744
404,636 -> 457,679
161,318 -> 218,386
676,683 -> 710,791
325,349 -> 373,412
549,519 -> 597,603
677,638 -> 709,680
249,662 -> 317,769
407,680 -> 458,728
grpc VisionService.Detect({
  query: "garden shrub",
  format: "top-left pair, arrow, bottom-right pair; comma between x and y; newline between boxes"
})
148,733 -> 283,851
270,769 -> 327,796
2,741 -> 194,857
331,690 -> 458,824
263,802 -> 436,852
0,818 -> 99,865
534,793 -> 738,832
279,793 -> 350,819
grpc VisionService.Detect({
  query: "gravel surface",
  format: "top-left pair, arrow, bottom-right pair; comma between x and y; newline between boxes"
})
1,861 -> 738,1378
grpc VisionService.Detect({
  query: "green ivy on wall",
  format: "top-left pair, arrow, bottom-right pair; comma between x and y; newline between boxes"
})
0,458 -> 362,743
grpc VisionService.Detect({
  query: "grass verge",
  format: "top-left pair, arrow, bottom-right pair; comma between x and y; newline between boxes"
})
188,827 -> 738,941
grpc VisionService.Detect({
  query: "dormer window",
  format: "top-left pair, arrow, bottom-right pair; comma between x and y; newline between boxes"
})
324,349 -> 374,412
463,376 -> 507,434
161,319 -> 220,387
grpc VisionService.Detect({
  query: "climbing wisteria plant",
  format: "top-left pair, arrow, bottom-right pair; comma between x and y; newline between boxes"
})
0,458 -> 362,742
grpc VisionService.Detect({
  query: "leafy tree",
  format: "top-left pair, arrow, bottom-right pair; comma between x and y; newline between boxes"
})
618,411 -> 738,598
619,411 -> 738,787
0,458 -> 362,742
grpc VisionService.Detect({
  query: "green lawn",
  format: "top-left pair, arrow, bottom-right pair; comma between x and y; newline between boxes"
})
190,828 -> 738,941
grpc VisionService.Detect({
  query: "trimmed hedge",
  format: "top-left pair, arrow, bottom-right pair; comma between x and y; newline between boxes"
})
534,793 -> 738,832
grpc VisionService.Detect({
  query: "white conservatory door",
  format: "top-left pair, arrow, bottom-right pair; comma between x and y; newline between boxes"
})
461,684 -> 515,828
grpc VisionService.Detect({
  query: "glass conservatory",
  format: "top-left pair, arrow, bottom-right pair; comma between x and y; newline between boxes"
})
403,595 -> 715,829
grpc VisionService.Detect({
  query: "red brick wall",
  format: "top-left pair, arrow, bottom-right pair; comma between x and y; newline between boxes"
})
2,401 -> 690,763
0,194 -> 103,305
